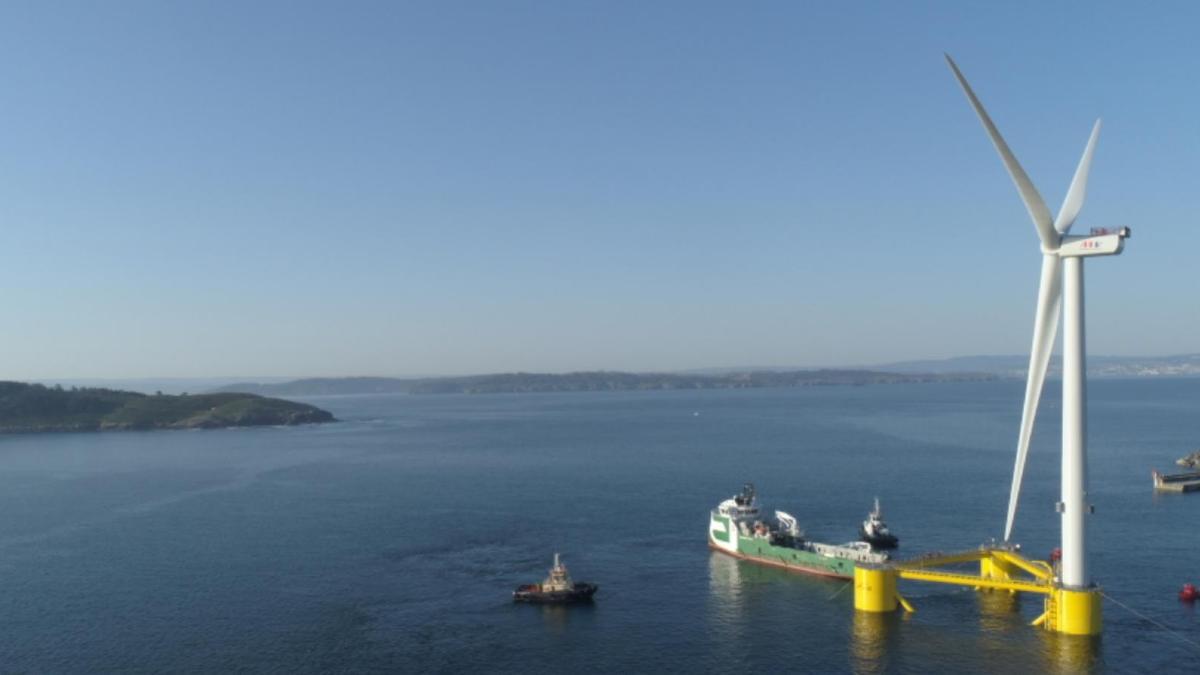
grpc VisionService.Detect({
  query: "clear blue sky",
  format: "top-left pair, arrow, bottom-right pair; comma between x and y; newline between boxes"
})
1,1 -> 1196,379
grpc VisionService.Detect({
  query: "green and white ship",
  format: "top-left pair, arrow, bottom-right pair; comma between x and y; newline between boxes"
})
708,483 -> 888,579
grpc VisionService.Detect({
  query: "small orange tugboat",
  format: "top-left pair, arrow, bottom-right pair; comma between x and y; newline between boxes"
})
513,554 -> 597,604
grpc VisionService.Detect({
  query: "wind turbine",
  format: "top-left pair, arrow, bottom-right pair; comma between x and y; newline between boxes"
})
945,55 -> 1130,593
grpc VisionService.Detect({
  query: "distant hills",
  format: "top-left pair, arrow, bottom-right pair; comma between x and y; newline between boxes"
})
875,353 -> 1200,378
0,382 -> 336,433
212,376 -> 419,396
30,354 -> 1196,401
211,369 -> 995,397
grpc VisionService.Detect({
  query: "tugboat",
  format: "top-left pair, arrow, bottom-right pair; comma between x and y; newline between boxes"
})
513,554 -> 598,604
708,483 -> 888,580
859,497 -> 899,549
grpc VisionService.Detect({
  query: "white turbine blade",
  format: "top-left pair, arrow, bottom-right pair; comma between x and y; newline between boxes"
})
1004,254 -> 1063,542
944,54 -> 1059,251
1054,119 -> 1102,234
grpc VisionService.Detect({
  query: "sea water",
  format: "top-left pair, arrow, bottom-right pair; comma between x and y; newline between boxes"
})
0,379 -> 1197,672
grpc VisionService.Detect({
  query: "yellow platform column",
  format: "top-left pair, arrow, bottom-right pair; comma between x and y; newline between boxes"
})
980,555 -> 1012,586
1052,587 -> 1102,636
979,553 -> 1023,597
854,564 -> 898,613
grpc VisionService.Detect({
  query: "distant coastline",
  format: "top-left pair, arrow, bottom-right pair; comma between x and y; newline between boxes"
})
871,353 -> 1200,378
28,354 -> 1199,398
0,382 -> 336,434
211,369 -> 996,397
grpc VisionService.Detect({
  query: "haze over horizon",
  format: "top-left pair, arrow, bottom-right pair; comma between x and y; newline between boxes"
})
3,1 -> 1197,380
25,352 -> 1200,394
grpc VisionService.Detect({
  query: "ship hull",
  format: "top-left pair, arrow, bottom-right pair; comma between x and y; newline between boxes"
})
513,583 -> 598,604
708,536 -> 856,580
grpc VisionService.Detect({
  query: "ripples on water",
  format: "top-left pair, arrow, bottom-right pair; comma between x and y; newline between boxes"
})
0,380 -> 1197,671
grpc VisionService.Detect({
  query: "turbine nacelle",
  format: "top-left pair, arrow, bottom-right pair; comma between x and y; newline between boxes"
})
1058,229 -> 1129,258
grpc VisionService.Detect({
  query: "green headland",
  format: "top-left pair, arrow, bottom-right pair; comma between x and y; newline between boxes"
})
0,381 -> 336,433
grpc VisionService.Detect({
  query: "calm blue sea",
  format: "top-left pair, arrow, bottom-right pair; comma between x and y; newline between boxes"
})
0,379 -> 1198,673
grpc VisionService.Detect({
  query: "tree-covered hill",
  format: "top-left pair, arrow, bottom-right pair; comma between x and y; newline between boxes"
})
0,382 -> 335,433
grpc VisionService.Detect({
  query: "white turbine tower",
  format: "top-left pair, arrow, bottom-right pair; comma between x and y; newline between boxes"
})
945,55 -> 1130,595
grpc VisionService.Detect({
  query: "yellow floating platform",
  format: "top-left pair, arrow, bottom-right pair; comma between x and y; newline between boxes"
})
852,546 -> 1102,636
